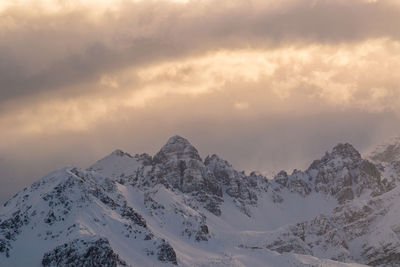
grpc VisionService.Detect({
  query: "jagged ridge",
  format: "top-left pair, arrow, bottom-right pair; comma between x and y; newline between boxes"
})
1,135 -> 399,266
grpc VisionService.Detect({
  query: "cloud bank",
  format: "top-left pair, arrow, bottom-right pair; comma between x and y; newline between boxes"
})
1,0 -> 400,203
1,0 -> 400,102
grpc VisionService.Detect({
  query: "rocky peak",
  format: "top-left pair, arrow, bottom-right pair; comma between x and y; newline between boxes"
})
331,143 -> 361,160
88,149 -> 142,181
204,154 -> 236,185
150,136 -> 222,215
308,143 -> 361,171
153,135 -> 202,164
302,143 -> 394,203
134,153 -> 153,166
204,154 -> 232,170
369,136 -> 400,164
111,149 -> 133,158
204,154 -> 262,215
274,171 -> 289,187
204,154 -> 223,169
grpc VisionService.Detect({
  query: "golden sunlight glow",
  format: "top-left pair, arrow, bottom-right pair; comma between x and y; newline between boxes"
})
2,0 -> 400,230
0,0 -> 189,13
1,38 -> 399,141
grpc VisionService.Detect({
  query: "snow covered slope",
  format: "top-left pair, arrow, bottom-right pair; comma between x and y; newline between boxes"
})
1,135 -> 398,266
369,136 -> 400,165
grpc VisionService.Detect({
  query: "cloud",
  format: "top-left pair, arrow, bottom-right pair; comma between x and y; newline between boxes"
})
1,0 -> 400,104
1,82 -> 399,203
1,0 -> 400,203
1,40 -> 400,139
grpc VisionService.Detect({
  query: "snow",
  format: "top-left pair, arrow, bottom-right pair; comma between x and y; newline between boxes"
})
88,149 -> 141,180
368,136 -> 400,164
2,136 -> 399,266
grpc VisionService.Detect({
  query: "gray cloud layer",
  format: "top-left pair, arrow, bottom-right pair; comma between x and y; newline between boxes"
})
1,0 -> 400,204
1,90 -> 399,203
1,0 -> 400,104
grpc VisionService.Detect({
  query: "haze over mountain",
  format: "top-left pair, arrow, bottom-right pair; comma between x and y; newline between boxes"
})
1,135 -> 400,266
1,0 -> 400,206
1,1 -> 400,265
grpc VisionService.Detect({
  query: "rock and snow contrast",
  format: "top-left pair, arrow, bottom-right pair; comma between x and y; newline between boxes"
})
369,136 -> 400,165
1,135 -> 400,266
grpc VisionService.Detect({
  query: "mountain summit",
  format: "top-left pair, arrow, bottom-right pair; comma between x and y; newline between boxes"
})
369,136 -> 400,164
154,135 -> 202,163
1,136 -> 399,266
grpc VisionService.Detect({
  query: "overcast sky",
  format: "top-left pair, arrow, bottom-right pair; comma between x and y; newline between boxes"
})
1,0 -> 400,203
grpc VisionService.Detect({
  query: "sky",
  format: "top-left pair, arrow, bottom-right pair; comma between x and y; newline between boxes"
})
1,0 -> 400,203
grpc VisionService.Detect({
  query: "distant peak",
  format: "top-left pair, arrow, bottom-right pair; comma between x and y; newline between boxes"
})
308,143 -> 361,170
112,149 -> 124,156
166,135 -> 191,146
204,154 -> 222,163
111,149 -> 133,158
331,143 -> 361,159
204,154 -> 231,169
153,135 -> 201,162
369,135 -> 400,164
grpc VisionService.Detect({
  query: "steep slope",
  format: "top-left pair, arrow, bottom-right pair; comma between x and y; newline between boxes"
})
270,143 -> 394,204
0,167 -> 176,266
263,181 -> 400,265
369,137 -> 400,164
1,135 -> 398,266
233,144 -> 400,266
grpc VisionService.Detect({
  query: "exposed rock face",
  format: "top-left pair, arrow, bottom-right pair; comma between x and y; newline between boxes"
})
370,137 -> 400,164
153,135 -> 203,163
1,135 -> 400,267
0,167 -> 176,266
153,136 -> 221,195
264,185 -> 400,266
90,135 -> 224,216
205,154 -> 265,215
151,136 -> 223,215
157,240 -> 178,265
270,143 -> 394,204
42,238 -> 127,267
307,143 -> 389,201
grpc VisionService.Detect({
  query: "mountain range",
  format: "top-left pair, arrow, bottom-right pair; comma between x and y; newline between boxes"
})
1,135 -> 400,266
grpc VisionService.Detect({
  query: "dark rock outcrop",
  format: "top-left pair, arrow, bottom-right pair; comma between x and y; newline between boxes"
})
152,136 -> 223,215
42,238 -> 127,267
157,240 -> 177,265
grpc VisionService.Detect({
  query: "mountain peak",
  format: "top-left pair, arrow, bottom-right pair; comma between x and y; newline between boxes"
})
204,154 -> 231,169
331,143 -> 361,159
2,136 -> 400,266
111,149 -> 133,158
308,143 -> 361,171
88,149 -> 139,179
153,135 -> 201,163
369,136 -> 400,164
166,135 -> 191,146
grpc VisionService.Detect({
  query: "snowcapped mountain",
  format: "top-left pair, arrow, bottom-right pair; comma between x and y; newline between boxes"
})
1,135 -> 399,266
369,136 -> 400,165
